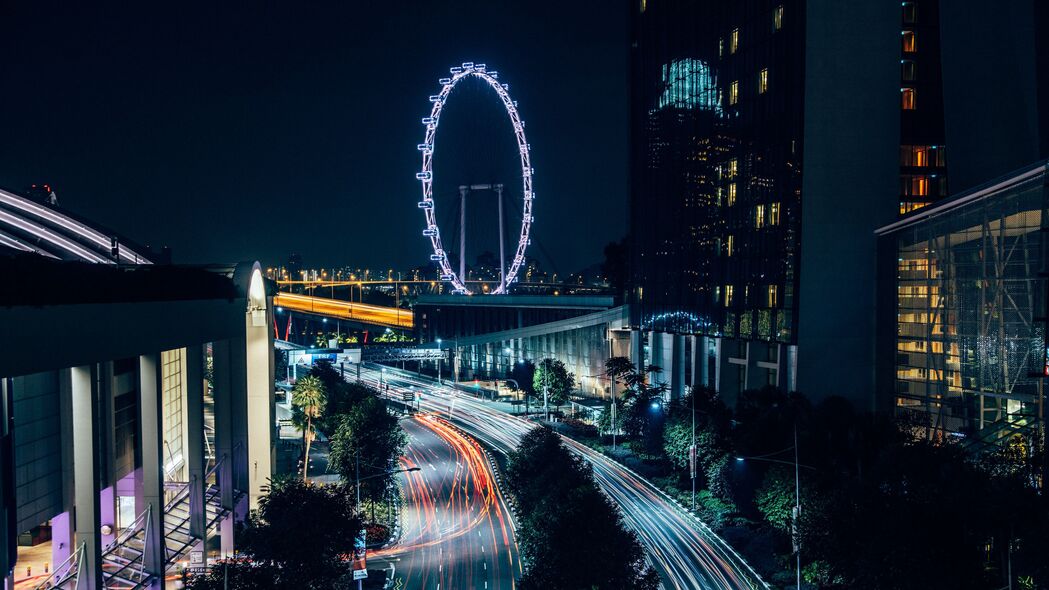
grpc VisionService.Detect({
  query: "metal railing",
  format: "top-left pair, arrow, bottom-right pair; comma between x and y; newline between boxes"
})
32,541 -> 85,590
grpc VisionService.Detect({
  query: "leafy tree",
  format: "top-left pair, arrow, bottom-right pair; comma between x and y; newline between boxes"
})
235,477 -> 362,589
506,427 -> 591,513
291,375 -> 326,481
754,466 -> 802,533
508,427 -> 659,590
508,359 -> 537,397
327,396 -> 408,506
532,358 -> 575,408
604,356 -> 635,386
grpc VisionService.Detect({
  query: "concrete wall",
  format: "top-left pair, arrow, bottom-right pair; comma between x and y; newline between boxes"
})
797,0 -> 899,410
939,0 -> 1043,193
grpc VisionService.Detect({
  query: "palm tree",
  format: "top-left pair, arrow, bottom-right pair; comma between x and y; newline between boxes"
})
291,375 -> 327,481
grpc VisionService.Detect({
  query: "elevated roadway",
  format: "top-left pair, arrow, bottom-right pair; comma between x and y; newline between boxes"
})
273,292 -> 413,329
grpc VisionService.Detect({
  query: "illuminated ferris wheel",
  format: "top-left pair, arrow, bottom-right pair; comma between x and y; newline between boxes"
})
416,62 -> 535,295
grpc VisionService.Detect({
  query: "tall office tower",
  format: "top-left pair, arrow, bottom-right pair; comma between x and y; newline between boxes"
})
630,0 -> 900,408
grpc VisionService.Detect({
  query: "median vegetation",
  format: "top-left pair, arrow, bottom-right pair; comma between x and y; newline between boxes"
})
506,426 -> 660,590
291,360 -> 407,538
556,357 -> 1049,590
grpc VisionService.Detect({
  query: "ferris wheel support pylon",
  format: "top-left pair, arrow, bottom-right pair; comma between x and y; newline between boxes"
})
417,62 -> 535,295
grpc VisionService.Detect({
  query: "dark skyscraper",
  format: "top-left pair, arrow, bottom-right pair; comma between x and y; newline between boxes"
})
631,0 -> 1049,410
630,0 -> 900,407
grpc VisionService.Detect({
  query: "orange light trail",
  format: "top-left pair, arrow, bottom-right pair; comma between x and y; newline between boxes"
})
273,292 -> 413,329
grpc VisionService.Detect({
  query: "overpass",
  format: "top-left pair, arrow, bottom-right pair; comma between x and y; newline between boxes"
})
273,292 -> 413,329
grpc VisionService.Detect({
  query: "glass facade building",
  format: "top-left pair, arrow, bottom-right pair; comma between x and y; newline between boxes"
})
879,162 -> 1048,441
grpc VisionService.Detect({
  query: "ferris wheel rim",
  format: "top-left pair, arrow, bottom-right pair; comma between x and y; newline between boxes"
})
416,62 -> 534,295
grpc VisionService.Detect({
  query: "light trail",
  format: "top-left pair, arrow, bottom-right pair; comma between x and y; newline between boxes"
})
357,365 -> 769,590
272,292 -> 413,329
372,414 -> 521,589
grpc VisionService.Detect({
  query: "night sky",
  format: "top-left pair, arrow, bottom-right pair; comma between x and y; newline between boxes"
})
0,2 -> 628,274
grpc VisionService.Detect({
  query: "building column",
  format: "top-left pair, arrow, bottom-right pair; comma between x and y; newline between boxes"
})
138,355 -> 166,586
49,511 -> 73,575
99,486 -> 116,547
672,333 -> 685,400
67,366 -> 102,589
212,341 -> 236,558
185,345 -> 206,541
242,308 -> 275,512
647,331 -> 660,384
629,329 -> 642,369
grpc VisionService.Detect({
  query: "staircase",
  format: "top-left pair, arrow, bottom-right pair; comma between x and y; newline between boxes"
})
37,461 -> 238,590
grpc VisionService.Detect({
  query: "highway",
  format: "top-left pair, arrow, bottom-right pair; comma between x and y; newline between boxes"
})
372,415 -> 521,590
273,292 -> 413,329
356,364 -> 769,590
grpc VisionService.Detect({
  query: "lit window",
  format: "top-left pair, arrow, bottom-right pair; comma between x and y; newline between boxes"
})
729,80 -> 739,105
902,2 -> 917,24
755,204 -> 765,228
773,5 -> 784,31
913,146 -> 928,166
901,87 -> 916,110
727,183 -> 737,206
728,158 -> 738,178
730,29 -> 739,54
758,68 -> 769,94
901,60 -> 916,81
902,30 -> 917,53
726,235 -> 734,256
725,285 -> 734,307
901,175 -> 929,196
770,202 -> 780,225
767,285 -> 778,308
899,201 -> 930,215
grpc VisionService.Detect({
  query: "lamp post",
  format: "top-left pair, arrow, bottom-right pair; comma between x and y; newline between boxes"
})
541,359 -> 550,421
436,339 -> 443,384
735,424 -> 811,590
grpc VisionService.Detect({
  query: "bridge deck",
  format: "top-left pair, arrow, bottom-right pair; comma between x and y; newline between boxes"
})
273,292 -> 413,329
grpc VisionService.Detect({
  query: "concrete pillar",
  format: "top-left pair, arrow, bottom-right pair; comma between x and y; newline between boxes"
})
185,345 -> 206,540
672,333 -> 685,400
49,511 -> 73,571
138,354 -> 166,585
212,340 -> 236,556
743,342 -> 760,391
629,329 -> 642,369
242,298 -> 275,512
99,486 -> 116,547
647,331 -> 660,383
212,340 -> 235,506
67,366 -> 102,589
702,337 -> 713,388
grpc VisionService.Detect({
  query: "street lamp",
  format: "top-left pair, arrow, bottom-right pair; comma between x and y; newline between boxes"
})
735,424 -> 813,590
436,339 -> 443,384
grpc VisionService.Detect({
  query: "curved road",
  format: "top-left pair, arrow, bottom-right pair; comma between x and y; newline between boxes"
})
356,365 -> 768,590
373,415 -> 521,590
